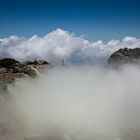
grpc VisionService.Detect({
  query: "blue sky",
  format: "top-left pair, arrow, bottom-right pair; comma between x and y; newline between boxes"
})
0,0 -> 140,40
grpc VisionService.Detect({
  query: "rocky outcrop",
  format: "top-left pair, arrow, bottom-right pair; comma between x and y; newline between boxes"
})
0,58 -> 19,69
23,60 -> 50,72
108,48 -> 140,66
23,60 -> 49,65
0,59 -> 50,90
13,63 -> 40,78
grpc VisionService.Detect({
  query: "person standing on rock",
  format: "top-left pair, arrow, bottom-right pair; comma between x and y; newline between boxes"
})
62,59 -> 65,66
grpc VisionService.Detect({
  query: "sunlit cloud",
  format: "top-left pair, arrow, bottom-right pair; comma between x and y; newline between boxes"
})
0,29 -> 140,65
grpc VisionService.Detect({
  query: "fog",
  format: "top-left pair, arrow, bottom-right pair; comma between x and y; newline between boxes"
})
0,65 -> 140,139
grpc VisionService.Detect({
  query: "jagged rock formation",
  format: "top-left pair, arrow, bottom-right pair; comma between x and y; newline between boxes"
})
108,48 -> 140,66
0,58 -> 50,90
13,63 -> 40,78
0,58 -> 19,69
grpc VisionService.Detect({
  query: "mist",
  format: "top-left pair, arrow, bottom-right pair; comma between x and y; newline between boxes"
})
0,64 -> 140,139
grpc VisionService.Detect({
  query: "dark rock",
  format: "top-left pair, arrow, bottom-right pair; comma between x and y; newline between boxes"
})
0,58 -> 19,68
38,60 -> 50,65
23,60 -> 38,65
0,58 -> 50,84
0,58 -> 51,91
23,60 -> 50,72
22,61 -> 33,65
23,60 -> 50,65
13,63 -> 26,73
108,48 -> 140,66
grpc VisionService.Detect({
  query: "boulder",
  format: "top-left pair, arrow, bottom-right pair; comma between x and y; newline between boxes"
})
23,60 -> 49,65
13,63 -> 40,78
23,65 -> 40,78
108,48 -> 140,66
0,58 -> 19,68
38,60 -> 50,65
23,60 -> 50,72
0,58 -> 50,91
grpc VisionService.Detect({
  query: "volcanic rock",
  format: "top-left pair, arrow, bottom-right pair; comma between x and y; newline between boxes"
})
13,63 -> 40,78
108,48 -> 140,66
0,58 -> 50,91
0,58 -> 19,69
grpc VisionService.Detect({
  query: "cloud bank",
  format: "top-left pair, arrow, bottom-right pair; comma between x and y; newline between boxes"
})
0,29 -> 140,65
3,65 -> 140,139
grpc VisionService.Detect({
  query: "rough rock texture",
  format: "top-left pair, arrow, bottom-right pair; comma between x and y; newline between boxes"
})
0,58 -> 19,69
108,48 -> 140,66
0,59 -> 50,91
13,63 -> 40,78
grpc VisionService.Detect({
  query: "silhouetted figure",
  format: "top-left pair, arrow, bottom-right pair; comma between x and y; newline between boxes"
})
62,59 -> 64,66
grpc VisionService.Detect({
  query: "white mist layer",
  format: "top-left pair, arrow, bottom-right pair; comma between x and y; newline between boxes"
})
0,65 -> 139,140
0,29 -> 140,65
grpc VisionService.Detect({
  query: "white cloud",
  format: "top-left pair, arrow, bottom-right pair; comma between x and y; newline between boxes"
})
0,28 -> 140,65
